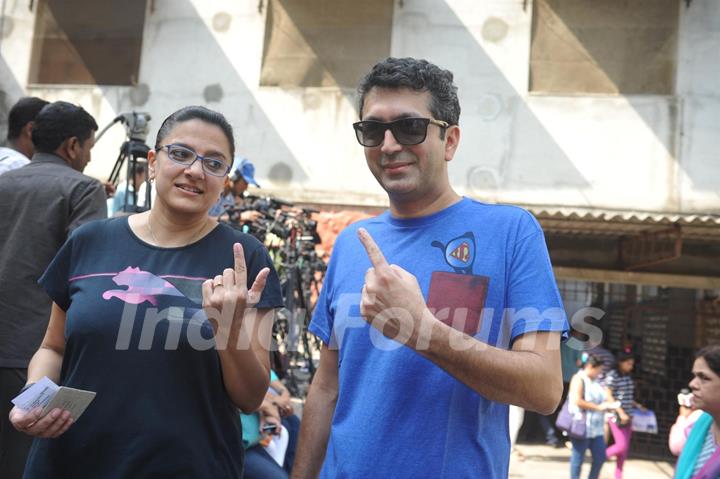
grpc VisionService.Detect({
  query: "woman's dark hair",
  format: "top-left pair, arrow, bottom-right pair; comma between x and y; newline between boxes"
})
31,101 -> 98,153
616,350 -> 634,363
357,57 -> 461,128
582,353 -> 602,368
697,345 -> 720,377
154,106 -> 235,158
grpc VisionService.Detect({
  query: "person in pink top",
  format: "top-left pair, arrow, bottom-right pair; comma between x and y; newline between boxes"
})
669,391 -> 704,456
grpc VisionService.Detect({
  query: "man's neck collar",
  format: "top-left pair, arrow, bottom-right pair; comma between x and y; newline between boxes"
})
33,151 -> 72,167
6,139 -> 34,159
389,191 -> 462,219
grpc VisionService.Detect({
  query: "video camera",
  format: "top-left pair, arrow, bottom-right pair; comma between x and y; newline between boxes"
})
96,111 -> 153,214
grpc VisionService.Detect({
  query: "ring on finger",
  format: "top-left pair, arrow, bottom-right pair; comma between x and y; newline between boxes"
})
213,279 -> 223,288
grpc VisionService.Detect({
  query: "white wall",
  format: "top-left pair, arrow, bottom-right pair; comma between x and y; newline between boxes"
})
1,0 -> 717,214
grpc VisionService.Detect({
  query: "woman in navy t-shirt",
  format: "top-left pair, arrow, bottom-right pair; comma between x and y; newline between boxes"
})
10,106 -> 284,478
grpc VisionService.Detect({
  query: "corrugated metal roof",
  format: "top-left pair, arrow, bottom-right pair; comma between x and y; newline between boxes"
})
526,205 -> 720,241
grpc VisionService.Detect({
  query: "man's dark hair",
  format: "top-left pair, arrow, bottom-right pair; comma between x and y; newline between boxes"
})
31,101 -> 98,153
697,345 -> 720,377
357,57 -> 461,127
132,162 -> 147,175
155,106 -> 235,159
7,97 -> 49,140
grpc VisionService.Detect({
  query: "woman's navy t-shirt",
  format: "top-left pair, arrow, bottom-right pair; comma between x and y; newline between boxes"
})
24,216 -> 284,478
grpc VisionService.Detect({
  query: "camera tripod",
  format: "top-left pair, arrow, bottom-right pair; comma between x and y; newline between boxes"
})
97,112 -> 153,213
107,140 -> 151,213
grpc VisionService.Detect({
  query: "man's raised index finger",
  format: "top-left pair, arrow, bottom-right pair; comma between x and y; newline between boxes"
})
358,228 -> 389,269
233,242 -> 247,288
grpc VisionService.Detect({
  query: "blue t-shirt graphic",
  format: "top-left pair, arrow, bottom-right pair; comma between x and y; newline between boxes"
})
309,197 -> 568,479
24,217 -> 284,479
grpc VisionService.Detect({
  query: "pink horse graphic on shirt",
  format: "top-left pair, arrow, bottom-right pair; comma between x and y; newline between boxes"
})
102,267 -> 184,306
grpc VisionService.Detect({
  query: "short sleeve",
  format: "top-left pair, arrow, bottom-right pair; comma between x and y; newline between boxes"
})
309,274 -> 332,345
506,217 -> 569,342
605,370 -> 617,389
309,243 -> 341,346
245,241 -> 284,310
38,234 -> 75,311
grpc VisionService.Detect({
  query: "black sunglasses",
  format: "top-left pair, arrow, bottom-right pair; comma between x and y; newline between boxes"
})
352,117 -> 449,147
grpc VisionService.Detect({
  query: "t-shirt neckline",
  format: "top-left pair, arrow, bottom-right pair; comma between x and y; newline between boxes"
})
123,215 -> 221,251
383,197 -> 471,228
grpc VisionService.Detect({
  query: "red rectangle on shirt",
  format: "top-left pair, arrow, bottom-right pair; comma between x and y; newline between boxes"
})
426,271 -> 489,335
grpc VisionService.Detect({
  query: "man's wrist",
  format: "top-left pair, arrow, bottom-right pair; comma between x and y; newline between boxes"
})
409,306 -> 435,350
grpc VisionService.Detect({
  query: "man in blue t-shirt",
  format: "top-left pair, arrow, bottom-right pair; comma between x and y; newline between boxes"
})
292,58 -> 568,479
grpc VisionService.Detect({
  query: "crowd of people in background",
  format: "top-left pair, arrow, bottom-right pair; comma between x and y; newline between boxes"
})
538,335 -> 720,479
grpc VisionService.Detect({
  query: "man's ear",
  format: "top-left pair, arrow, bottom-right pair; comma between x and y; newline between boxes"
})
444,125 -> 461,162
54,136 -> 75,163
66,136 -> 81,161
21,122 -> 34,141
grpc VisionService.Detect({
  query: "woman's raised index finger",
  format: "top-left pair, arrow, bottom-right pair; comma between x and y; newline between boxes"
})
233,242 -> 247,288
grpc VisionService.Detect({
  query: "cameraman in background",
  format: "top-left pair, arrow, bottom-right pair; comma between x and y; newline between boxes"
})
108,161 -> 147,216
210,157 -> 262,223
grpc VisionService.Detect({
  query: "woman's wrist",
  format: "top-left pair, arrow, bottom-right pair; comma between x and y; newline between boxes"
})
18,382 -> 35,394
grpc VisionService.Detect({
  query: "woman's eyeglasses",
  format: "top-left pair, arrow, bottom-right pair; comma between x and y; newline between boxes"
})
352,117 -> 449,147
158,144 -> 231,177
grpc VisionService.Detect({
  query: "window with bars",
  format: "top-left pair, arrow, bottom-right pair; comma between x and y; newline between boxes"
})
557,279 -> 594,304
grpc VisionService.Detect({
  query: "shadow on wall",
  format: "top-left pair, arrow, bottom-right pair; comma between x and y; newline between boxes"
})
0,55 -> 26,139
17,0 -> 711,200
121,0 -> 308,188
32,0 -> 309,188
393,1 -> 590,193
533,0 -> 720,199
260,0 -> 393,95
530,0 -> 678,96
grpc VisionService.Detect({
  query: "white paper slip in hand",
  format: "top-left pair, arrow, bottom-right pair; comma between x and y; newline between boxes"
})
41,387 -> 96,421
11,376 -> 96,421
11,376 -> 58,411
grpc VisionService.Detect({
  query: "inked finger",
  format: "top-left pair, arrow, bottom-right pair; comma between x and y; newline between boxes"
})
233,243 -> 247,289
358,228 -> 389,269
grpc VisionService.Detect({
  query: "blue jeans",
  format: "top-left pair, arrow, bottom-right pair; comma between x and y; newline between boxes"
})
570,435 -> 606,479
538,414 -> 559,445
243,446 -> 288,479
281,415 -> 300,473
